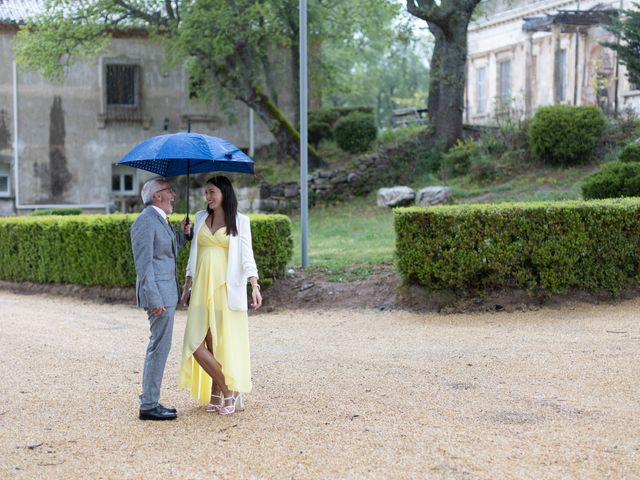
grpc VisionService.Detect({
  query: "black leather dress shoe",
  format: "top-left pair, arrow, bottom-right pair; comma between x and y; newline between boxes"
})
158,404 -> 177,414
139,406 -> 177,421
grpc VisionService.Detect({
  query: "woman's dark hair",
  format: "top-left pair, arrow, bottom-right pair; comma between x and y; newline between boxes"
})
206,176 -> 238,236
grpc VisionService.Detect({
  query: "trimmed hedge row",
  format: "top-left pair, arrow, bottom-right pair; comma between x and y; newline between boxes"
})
0,213 -> 293,288
394,199 -> 640,295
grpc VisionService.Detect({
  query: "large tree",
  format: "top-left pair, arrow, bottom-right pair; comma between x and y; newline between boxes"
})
406,0 -> 482,148
15,0 -> 325,165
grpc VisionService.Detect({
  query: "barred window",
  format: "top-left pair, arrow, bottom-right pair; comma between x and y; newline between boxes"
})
105,64 -> 141,120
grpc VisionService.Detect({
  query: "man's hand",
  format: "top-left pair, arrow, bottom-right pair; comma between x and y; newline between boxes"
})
180,217 -> 192,236
148,306 -> 166,316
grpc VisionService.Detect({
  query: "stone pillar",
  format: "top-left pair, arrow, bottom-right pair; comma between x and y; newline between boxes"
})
524,33 -> 534,118
552,24 -> 562,104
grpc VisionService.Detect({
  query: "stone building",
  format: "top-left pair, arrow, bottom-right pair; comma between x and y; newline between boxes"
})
466,0 -> 638,124
0,0 -> 294,215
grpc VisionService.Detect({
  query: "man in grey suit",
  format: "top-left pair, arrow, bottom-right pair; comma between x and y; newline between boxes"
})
131,178 -> 190,421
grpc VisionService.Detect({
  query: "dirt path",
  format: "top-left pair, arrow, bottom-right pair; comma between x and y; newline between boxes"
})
1,290 -> 639,479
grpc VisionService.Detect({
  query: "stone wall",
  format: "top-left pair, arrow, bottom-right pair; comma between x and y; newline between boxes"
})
244,137 -> 431,213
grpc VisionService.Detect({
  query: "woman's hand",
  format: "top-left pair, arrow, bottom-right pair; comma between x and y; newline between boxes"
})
182,276 -> 193,307
250,283 -> 262,310
181,287 -> 191,307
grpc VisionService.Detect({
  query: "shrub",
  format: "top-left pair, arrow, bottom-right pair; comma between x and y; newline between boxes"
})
468,154 -> 497,183
0,214 -> 292,287
581,161 -> 640,199
308,119 -> 333,148
442,139 -> 477,176
334,112 -> 377,153
394,199 -> 640,295
528,105 -> 606,166
617,142 -> 640,163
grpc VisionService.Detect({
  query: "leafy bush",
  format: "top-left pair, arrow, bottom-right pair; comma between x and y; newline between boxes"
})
617,142 -> 640,163
308,107 -> 375,146
334,112 -> 377,153
0,214 -> 292,287
581,161 -> 640,199
528,105 -> 606,166
395,199 -> 640,295
29,208 -> 82,216
468,154 -> 497,183
308,119 -> 333,148
442,139 -> 477,176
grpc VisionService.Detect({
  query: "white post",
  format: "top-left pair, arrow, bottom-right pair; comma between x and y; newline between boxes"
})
299,0 -> 309,268
12,61 -> 19,211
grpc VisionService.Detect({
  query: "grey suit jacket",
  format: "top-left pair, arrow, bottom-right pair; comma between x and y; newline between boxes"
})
131,206 -> 186,308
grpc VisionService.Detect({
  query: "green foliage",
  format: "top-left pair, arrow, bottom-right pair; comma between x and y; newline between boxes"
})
29,208 -> 82,216
442,139 -> 478,176
617,142 -> 640,163
394,199 -> 640,295
308,119 -> 334,148
308,107 -> 375,146
334,112 -> 378,153
319,2 -> 428,128
581,161 -> 640,200
0,214 -> 292,287
604,6 -> 640,88
528,105 -> 606,166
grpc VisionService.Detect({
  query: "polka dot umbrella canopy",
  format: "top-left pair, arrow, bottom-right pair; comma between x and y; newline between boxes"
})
118,131 -> 254,232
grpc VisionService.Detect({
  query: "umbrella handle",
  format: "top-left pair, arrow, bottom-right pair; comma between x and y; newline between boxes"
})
185,214 -> 193,241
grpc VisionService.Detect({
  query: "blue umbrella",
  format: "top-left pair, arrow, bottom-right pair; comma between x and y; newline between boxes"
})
118,130 -> 254,238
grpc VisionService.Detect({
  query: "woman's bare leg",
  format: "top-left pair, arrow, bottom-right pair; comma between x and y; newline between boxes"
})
193,330 -> 230,396
205,330 -> 222,403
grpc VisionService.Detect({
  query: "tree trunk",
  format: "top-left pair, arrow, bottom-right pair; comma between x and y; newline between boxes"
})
243,87 -> 326,168
407,0 -> 481,150
427,20 -> 470,149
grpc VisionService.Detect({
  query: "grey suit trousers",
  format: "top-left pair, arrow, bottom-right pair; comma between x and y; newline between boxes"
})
139,306 -> 176,410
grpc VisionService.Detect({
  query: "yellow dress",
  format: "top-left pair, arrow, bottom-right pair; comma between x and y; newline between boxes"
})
178,226 -> 251,405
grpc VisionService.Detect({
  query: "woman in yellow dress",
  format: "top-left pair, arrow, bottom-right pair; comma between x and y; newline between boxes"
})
178,176 -> 262,415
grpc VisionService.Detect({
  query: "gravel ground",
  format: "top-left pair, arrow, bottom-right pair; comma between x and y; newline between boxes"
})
0,290 -> 639,479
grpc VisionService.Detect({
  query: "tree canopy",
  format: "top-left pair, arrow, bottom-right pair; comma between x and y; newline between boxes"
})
604,4 -> 640,88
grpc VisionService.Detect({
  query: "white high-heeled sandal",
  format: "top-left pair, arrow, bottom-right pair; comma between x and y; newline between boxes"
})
206,392 -> 224,412
218,393 -> 244,415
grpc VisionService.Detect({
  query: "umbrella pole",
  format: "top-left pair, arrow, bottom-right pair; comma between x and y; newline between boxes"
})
186,159 -> 193,241
185,119 -> 194,241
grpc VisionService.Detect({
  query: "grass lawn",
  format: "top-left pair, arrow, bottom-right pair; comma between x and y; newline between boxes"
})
288,194 -> 396,280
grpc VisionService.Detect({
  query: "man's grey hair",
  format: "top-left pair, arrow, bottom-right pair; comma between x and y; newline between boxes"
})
141,178 -> 169,205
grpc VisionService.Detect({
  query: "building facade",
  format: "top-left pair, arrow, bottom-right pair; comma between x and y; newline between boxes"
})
0,1 -> 294,215
466,0 -> 638,124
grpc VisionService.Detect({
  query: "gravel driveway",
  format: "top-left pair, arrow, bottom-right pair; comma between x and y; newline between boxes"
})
0,290 -> 638,479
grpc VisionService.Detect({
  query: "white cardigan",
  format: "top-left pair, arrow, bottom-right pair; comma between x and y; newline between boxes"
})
186,210 -> 259,311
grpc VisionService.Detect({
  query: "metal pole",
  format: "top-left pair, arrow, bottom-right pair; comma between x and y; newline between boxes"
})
249,108 -> 255,157
12,61 -> 19,213
573,0 -> 580,105
299,0 -> 309,268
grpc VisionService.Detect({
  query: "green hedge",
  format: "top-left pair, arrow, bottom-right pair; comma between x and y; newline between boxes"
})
581,161 -> 640,199
528,105 -> 606,166
0,213 -> 292,288
395,199 -> 640,295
